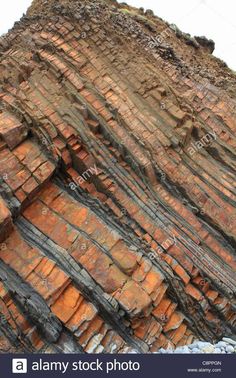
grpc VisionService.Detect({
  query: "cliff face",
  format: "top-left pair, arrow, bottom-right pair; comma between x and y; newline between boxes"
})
0,0 -> 236,353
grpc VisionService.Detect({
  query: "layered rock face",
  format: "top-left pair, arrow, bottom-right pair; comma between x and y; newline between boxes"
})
0,0 -> 236,353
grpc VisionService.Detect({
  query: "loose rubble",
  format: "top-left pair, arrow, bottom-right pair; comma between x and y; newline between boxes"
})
158,338 -> 236,354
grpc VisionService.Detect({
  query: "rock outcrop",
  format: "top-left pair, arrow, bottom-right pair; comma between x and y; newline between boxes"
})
0,0 -> 235,353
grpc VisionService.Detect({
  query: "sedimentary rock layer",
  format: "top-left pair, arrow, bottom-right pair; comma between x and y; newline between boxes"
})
0,0 -> 235,353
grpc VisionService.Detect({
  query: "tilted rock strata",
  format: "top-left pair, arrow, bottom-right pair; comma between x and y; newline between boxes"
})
0,0 -> 236,353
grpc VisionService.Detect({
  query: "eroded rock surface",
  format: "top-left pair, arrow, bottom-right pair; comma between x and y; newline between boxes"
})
0,0 -> 235,353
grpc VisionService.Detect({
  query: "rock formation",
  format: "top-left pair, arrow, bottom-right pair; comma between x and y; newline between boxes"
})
0,0 -> 235,353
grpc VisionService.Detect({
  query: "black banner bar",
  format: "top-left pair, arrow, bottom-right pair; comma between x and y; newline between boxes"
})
0,354 -> 235,378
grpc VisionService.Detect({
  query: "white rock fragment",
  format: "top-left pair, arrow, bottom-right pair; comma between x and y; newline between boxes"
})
222,337 -> 236,346
226,345 -> 234,353
201,345 -> 215,353
156,338 -> 236,354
